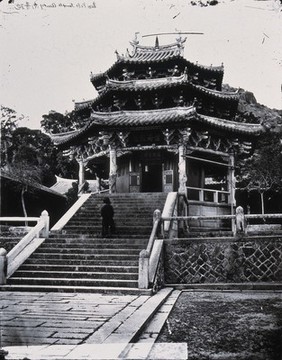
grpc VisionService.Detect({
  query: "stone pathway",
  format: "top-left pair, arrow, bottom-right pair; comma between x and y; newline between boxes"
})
0,289 -> 188,359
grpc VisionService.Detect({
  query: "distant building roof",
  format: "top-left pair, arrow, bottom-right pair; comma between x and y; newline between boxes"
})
50,176 -> 99,194
1,171 -> 66,198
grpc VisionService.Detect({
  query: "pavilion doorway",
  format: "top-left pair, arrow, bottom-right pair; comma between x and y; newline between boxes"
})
141,163 -> 162,192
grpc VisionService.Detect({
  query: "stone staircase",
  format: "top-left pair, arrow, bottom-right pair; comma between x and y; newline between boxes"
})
5,193 -> 167,293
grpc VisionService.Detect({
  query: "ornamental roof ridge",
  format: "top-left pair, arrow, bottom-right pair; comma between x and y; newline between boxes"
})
116,36 -> 185,62
129,38 -> 186,53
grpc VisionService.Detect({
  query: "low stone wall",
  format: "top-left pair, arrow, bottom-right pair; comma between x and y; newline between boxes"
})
164,236 -> 282,284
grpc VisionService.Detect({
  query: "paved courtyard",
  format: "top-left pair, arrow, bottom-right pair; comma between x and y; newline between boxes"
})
0,289 -> 186,359
0,292 -> 149,346
1,289 -> 282,359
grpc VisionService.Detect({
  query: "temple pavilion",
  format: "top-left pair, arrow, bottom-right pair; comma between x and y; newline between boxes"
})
52,35 -> 264,222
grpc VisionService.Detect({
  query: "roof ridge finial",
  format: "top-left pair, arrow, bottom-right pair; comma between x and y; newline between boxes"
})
132,32 -> 140,45
155,36 -> 159,49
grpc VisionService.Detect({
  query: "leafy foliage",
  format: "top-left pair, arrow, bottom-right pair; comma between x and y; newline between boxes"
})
41,110 -> 83,134
236,132 -> 282,213
1,106 -> 22,166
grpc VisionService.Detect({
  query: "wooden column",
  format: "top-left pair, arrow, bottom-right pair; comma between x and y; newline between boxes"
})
229,152 -> 236,233
178,144 -> 187,195
78,159 -> 85,188
109,147 -> 117,193
228,152 -> 236,207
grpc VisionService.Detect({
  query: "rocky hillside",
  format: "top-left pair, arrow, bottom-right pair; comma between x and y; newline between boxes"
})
223,84 -> 282,132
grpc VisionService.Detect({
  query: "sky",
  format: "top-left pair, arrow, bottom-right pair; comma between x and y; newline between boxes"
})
0,0 -> 281,129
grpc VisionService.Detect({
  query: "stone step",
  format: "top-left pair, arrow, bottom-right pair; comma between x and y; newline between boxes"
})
84,206 -> 163,211
8,276 -> 139,288
90,192 -> 166,199
14,270 -> 138,280
29,253 -> 139,261
69,217 -> 153,223
34,247 -> 142,255
39,243 -> 146,250
46,237 -> 148,245
6,192 -> 167,292
49,233 -> 149,240
23,258 -> 139,266
18,263 -> 139,272
61,226 -> 152,235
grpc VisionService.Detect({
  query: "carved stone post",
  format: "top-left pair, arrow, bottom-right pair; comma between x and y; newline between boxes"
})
0,248 -> 7,285
138,249 -> 149,289
178,144 -> 187,195
109,147 -> 117,193
40,210 -> 50,238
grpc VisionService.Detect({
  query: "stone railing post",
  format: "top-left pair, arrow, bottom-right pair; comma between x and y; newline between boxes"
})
138,249 -> 149,289
153,209 -> 161,237
235,206 -> 246,235
0,248 -> 7,285
40,210 -> 50,238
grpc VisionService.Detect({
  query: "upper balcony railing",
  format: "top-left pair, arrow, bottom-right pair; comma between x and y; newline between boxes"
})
187,186 -> 229,204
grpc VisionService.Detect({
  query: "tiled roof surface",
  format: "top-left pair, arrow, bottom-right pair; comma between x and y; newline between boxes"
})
186,60 -> 224,73
106,75 -> 186,90
51,129 -> 82,144
90,58 -> 223,84
192,83 -> 239,101
197,114 -> 263,135
52,107 -> 263,146
104,76 -> 238,100
74,99 -> 94,111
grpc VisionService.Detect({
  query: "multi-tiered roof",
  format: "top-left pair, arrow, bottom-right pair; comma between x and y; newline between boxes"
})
53,36 -> 263,148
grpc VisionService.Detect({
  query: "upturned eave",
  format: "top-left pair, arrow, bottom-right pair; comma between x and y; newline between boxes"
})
52,107 -> 264,148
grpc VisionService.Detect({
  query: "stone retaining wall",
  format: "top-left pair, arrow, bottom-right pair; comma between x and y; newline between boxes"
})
164,236 -> 282,284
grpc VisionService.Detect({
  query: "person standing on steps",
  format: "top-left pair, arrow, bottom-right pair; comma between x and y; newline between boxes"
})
101,197 -> 115,238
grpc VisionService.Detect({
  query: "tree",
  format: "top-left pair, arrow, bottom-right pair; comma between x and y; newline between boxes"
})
41,110 -> 83,134
41,110 -> 84,179
237,133 -> 282,214
0,105 -> 22,166
8,127 -> 57,186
